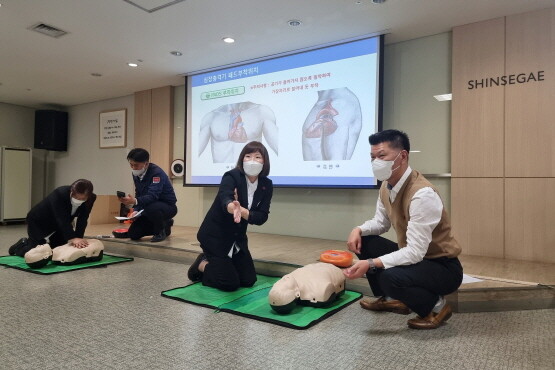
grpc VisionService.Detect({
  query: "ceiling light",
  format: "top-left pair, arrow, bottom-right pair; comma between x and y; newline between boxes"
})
127,63 -> 138,67
287,20 -> 302,27
222,37 -> 235,43
170,51 -> 183,56
372,0 -> 387,4
433,93 -> 452,101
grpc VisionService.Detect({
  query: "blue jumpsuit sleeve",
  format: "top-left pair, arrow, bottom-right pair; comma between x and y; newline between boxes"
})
136,181 -> 164,207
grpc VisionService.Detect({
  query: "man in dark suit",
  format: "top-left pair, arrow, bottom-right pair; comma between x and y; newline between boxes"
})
118,148 -> 177,242
9,179 -> 96,256
188,141 -> 274,291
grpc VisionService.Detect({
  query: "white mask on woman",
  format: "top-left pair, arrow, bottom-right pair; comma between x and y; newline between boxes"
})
243,160 -> 263,177
371,151 -> 401,181
71,197 -> 86,206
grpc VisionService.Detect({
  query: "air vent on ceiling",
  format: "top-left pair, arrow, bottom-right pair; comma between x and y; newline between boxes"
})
28,23 -> 69,38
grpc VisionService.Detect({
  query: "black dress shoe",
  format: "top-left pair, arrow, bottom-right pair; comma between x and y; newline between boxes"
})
150,229 -> 167,242
9,238 -> 28,256
187,253 -> 206,282
165,219 -> 174,236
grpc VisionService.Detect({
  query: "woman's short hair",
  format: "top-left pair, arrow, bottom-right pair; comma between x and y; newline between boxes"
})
70,179 -> 95,207
235,141 -> 271,177
70,179 -> 93,196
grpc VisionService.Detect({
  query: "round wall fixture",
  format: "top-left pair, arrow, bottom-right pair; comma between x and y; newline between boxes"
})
171,159 -> 185,177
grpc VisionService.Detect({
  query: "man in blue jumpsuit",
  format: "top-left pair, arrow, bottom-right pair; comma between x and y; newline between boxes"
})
119,148 -> 177,242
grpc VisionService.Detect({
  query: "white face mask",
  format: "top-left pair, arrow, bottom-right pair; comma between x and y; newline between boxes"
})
132,165 -> 147,177
71,197 -> 86,206
243,160 -> 263,177
371,151 -> 401,181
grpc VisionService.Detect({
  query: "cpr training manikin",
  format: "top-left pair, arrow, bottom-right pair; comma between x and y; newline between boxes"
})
268,262 -> 346,314
24,239 -> 104,268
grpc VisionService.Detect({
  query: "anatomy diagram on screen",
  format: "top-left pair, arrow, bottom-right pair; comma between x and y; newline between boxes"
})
302,88 -> 362,161
199,102 -> 278,163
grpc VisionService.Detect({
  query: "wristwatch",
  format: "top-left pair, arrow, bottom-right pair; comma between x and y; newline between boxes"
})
367,258 -> 378,274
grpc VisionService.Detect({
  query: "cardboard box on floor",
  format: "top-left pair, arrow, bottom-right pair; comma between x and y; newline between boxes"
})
89,195 -> 121,225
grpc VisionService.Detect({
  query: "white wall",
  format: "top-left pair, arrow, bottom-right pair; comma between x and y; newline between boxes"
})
48,95 -> 135,195
384,33 -> 452,175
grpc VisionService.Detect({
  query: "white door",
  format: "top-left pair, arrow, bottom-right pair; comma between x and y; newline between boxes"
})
1,147 -> 32,220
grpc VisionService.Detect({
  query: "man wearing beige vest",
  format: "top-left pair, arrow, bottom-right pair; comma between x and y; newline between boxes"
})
344,129 -> 463,330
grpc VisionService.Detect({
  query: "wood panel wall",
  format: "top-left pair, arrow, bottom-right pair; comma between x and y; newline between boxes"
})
451,178 -> 504,257
134,89 -> 152,150
451,18 -> 505,178
505,10 -> 555,177
133,86 -> 174,175
505,179 -> 555,262
451,8 -> 555,263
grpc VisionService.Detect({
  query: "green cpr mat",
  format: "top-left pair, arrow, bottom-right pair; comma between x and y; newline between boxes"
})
161,275 -> 362,329
0,254 -> 133,274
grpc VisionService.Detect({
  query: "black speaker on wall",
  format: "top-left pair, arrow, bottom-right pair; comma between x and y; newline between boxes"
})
34,110 -> 68,151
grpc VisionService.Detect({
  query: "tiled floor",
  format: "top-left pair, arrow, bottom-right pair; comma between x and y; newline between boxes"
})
1,223 -> 554,370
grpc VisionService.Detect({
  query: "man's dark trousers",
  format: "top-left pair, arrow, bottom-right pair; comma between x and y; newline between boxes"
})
357,235 -> 463,317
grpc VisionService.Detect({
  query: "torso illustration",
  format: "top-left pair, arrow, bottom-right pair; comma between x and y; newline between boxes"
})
199,102 -> 278,163
302,88 -> 362,161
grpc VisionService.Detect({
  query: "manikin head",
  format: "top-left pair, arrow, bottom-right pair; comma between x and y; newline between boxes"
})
268,275 -> 299,314
24,244 -> 53,269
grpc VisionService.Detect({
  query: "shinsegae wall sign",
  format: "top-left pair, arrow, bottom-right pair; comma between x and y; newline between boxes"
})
467,70 -> 545,89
